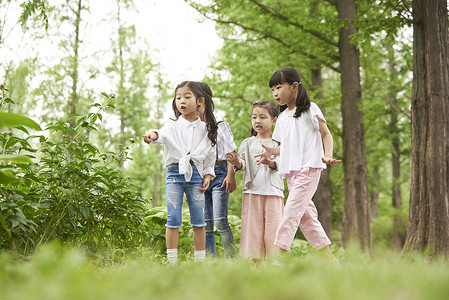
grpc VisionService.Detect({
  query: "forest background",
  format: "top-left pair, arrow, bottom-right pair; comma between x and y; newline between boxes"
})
1,0 -> 449,299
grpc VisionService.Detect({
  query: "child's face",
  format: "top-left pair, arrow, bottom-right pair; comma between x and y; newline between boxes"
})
271,83 -> 297,109
252,107 -> 276,137
175,86 -> 201,121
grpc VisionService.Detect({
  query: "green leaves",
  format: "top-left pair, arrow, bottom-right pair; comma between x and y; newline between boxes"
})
0,155 -> 34,164
19,0 -> 49,30
0,112 -> 41,131
0,112 -> 40,185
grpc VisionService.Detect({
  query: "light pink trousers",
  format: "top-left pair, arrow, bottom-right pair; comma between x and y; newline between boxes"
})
240,193 -> 284,259
274,168 -> 331,251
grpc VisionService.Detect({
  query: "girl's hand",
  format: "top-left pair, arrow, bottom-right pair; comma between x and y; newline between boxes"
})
199,175 -> 211,192
222,174 -> 236,193
142,132 -> 158,144
254,144 -> 275,165
226,152 -> 241,169
322,156 -> 341,165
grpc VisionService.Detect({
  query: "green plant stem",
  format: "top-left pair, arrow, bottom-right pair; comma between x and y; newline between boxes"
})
2,136 -> 11,155
0,87 -> 5,112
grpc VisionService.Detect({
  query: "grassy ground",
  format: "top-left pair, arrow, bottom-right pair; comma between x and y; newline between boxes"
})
0,243 -> 448,300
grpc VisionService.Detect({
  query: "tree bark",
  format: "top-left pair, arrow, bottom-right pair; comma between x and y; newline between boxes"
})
387,45 -> 405,249
336,0 -> 371,252
370,165 -> 379,219
403,0 -> 449,257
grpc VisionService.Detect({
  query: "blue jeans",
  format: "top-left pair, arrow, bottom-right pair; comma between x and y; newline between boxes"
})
165,162 -> 206,228
204,161 -> 236,258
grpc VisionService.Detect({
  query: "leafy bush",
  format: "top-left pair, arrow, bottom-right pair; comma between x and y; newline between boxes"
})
0,88 -> 150,254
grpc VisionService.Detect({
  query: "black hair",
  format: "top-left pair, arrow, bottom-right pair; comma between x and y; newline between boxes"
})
269,67 -> 310,118
172,81 -> 218,146
198,82 -> 213,98
250,100 -> 279,137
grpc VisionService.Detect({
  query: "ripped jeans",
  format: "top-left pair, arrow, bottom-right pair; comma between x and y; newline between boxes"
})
165,162 -> 206,228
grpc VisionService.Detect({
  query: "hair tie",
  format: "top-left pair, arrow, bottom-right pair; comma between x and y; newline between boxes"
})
253,98 -> 263,105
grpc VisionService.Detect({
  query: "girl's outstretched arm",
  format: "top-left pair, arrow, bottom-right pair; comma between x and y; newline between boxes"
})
142,131 -> 158,144
319,119 -> 341,165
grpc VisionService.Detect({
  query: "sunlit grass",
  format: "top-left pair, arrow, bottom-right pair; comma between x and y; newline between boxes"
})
0,243 -> 448,300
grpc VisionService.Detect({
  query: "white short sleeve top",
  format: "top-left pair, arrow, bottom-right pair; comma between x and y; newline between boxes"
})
272,102 -> 326,178
216,121 -> 237,160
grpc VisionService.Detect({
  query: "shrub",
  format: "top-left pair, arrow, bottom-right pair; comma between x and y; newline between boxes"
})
0,90 -> 150,254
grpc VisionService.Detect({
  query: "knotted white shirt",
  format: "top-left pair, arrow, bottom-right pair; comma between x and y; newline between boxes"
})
151,116 -> 216,181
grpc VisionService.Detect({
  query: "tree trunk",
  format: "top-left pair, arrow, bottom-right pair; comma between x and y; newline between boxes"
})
117,2 -> 125,168
152,143 -> 161,207
370,165 -> 379,219
310,67 -> 333,240
152,90 -> 165,207
315,167 -> 333,240
69,0 -> 82,129
336,0 -> 371,252
403,0 -> 449,257
387,44 -> 405,249
392,122 -> 405,249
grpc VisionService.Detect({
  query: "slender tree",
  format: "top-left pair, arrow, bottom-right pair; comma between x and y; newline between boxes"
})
335,0 -> 371,251
68,0 -> 83,129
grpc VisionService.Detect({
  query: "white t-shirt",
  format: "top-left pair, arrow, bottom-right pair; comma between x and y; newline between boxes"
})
151,115 -> 216,181
243,164 -> 284,197
216,121 -> 237,160
272,102 -> 327,178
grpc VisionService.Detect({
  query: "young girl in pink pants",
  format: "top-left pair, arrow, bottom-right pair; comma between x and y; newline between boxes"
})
256,67 -> 341,261
227,101 -> 284,260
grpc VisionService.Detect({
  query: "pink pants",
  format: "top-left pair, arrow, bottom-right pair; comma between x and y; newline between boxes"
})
240,193 -> 284,259
274,168 -> 331,250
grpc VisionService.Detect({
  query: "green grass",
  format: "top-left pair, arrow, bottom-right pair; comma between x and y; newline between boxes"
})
0,243 -> 448,300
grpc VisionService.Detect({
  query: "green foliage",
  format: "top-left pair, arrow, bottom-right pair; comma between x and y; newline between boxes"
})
0,90 -> 151,254
0,93 -> 42,185
145,206 -> 241,257
0,112 -> 41,131
19,0 -> 49,30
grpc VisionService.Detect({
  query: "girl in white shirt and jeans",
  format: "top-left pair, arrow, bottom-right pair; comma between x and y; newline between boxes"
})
198,82 -> 237,259
142,81 -> 218,263
256,67 -> 341,262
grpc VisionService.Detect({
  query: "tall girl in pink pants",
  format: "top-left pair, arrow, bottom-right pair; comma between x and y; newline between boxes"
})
256,67 -> 341,261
